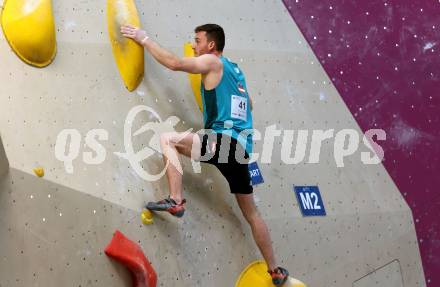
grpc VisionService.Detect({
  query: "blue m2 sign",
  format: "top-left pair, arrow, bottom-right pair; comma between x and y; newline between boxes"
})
294,186 -> 326,216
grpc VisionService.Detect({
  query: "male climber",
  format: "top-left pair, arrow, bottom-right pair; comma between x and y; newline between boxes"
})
121,23 -> 289,286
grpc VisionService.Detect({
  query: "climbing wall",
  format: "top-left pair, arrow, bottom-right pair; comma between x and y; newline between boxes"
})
0,0 -> 426,286
283,1 -> 439,285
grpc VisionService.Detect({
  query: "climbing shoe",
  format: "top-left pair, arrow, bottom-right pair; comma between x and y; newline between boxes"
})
146,197 -> 186,218
268,267 -> 289,286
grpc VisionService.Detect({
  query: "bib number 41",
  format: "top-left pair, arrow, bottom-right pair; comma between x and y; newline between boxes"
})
231,95 -> 247,121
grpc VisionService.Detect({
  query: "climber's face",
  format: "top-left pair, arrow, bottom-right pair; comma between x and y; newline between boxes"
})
193,31 -> 216,56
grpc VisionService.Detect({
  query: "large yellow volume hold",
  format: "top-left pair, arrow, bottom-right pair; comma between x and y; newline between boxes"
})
235,261 -> 307,287
107,0 -> 144,92
183,42 -> 203,112
1,0 -> 57,67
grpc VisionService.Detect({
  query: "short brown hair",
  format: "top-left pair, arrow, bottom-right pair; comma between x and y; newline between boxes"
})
194,24 -> 225,52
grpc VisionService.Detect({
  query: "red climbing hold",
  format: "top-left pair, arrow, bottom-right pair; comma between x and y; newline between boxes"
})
104,230 -> 157,287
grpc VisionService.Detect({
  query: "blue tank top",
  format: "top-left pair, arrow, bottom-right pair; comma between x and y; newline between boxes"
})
201,56 -> 253,154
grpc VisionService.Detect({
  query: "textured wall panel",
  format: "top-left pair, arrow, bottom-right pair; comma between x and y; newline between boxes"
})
0,0 -> 425,286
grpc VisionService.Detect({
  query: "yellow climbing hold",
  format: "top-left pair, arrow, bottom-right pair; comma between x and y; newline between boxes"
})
1,0 -> 57,67
235,260 -> 307,287
141,209 -> 153,225
107,0 -> 144,92
183,42 -> 203,112
33,167 -> 44,177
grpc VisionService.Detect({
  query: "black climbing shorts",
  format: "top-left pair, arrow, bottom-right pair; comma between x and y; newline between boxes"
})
198,132 -> 253,194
